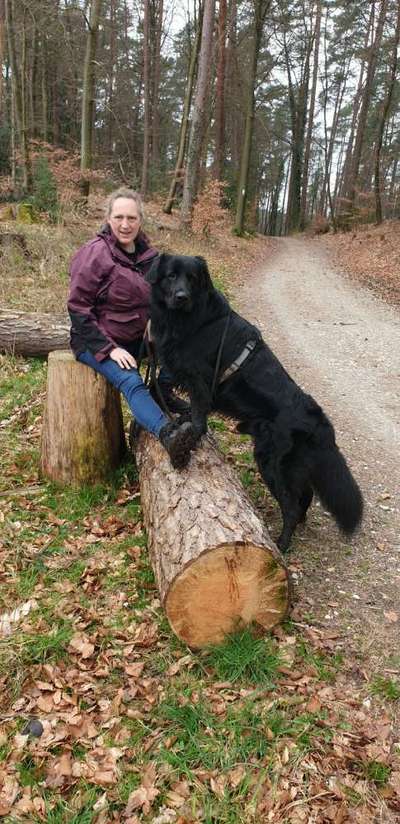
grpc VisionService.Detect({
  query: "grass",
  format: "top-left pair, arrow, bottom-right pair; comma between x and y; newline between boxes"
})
369,675 -> 400,701
204,628 -> 281,685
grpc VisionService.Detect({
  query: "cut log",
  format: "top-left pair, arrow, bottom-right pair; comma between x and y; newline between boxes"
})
135,430 -> 291,647
0,310 -> 70,357
41,350 -> 126,485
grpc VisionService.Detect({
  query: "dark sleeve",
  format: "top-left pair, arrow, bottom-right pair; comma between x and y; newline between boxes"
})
68,243 -> 115,361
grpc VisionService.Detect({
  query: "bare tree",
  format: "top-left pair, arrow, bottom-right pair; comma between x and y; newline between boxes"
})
374,1 -> 400,224
214,0 -> 227,182
5,0 -> 32,193
181,0 -> 216,224
347,0 -> 389,213
81,0 -> 103,194
141,0 -> 151,195
163,10 -> 202,214
300,0 -> 322,229
234,0 -> 272,235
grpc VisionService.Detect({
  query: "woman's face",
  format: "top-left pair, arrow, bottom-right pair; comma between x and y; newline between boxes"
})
108,197 -> 141,250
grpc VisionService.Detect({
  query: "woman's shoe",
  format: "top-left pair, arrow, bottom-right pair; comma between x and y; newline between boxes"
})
159,421 -> 196,469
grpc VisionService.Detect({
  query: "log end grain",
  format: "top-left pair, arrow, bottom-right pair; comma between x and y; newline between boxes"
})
165,542 -> 290,648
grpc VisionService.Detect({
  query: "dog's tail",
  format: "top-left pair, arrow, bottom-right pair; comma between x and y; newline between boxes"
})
310,440 -> 363,536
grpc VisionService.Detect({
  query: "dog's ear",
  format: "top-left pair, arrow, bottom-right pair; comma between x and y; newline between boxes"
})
145,253 -> 166,284
194,256 -> 213,291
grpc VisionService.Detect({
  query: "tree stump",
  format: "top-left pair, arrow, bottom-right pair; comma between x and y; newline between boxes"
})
41,350 -> 126,485
135,431 -> 291,647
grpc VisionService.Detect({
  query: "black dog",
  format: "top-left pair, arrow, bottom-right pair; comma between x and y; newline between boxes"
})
146,253 -> 363,551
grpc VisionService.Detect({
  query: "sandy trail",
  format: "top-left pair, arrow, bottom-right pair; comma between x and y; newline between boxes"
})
237,237 -> 400,662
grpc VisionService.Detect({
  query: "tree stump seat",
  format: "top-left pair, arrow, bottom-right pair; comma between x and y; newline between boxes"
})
40,350 -> 126,485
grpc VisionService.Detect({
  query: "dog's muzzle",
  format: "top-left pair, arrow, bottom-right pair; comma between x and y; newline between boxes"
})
172,290 -> 191,309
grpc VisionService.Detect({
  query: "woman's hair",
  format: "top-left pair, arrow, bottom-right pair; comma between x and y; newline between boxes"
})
105,188 -> 144,223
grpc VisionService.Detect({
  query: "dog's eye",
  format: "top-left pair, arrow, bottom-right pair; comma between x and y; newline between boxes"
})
167,272 -> 176,280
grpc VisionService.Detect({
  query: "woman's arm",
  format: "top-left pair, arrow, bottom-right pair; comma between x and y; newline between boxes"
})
68,242 -> 115,361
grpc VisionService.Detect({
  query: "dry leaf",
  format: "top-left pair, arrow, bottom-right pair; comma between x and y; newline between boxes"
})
68,633 -> 95,658
384,611 -> 398,623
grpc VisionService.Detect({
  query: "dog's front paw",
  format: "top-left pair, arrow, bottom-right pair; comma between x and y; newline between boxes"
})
175,410 -> 192,426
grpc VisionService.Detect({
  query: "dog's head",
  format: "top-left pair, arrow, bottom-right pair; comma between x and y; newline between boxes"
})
145,254 -> 213,312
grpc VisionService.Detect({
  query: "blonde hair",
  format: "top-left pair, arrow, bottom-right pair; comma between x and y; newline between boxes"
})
105,188 -> 144,223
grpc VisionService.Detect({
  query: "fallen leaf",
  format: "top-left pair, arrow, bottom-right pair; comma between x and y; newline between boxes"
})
68,633 -> 95,658
384,611 -> 398,623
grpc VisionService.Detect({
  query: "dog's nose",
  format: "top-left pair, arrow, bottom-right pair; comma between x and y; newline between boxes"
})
175,290 -> 189,305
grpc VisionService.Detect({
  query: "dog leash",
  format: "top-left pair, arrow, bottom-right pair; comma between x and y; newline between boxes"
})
211,312 -> 232,401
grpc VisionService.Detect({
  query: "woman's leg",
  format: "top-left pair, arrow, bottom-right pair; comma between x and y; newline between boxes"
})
77,351 -> 196,468
78,350 -> 168,436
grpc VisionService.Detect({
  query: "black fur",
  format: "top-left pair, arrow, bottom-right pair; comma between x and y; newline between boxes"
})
146,253 -> 363,551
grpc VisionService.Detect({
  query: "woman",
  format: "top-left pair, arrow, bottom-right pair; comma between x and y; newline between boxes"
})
68,187 -> 195,469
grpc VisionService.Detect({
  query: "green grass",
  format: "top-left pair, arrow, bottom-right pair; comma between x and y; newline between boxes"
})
0,358 -> 46,422
369,675 -> 400,701
362,760 -> 391,785
204,628 -> 281,685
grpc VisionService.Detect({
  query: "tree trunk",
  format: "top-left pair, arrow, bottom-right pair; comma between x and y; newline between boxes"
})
135,430 -> 291,647
163,11 -> 202,214
214,0 -> 227,182
0,309 -> 70,357
0,0 -> 5,120
348,0 -> 388,212
81,0 -> 103,193
151,0 -> 163,175
284,24 -> 312,235
5,0 -> 32,194
41,350 -> 126,485
141,0 -> 151,196
181,0 -> 216,225
300,0 -> 322,230
374,1 -> 400,224
234,0 -> 272,235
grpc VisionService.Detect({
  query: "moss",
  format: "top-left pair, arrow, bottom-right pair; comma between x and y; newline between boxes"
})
16,203 -> 38,224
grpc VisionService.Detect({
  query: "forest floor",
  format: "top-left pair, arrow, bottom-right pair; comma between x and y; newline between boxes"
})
0,210 -> 399,823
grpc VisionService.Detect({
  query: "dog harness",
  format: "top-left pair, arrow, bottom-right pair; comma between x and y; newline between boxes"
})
218,339 -> 259,384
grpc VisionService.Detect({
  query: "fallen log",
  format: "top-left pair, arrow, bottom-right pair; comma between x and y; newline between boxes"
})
41,350 -> 126,484
135,430 -> 291,647
0,309 -> 70,357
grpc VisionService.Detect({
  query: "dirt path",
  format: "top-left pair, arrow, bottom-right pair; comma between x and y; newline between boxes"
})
237,237 -> 400,667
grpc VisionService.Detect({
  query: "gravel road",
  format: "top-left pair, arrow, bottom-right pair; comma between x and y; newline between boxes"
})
237,237 -> 400,665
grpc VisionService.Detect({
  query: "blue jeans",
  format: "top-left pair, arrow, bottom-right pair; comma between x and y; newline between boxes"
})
78,350 -> 169,437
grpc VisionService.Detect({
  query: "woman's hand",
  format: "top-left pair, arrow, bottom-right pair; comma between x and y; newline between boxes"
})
110,347 -> 137,369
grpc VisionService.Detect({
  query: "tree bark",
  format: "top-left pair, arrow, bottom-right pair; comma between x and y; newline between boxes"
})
214,0 -> 227,182
135,430 -> 291,647
374,1 -> 400,224
151,0 -> 163,175
181,0 -> 216,225
81,0 -> 103,193
5,0 -> 32,194
234,0 -> 272,235
348,0 -> 388,212
141,0 -> 151,196
0,309 -> 70,357
163,11 -> 202,214
41,350 -> 126,485
0,0 -> 5,120
300,0 -> 322,230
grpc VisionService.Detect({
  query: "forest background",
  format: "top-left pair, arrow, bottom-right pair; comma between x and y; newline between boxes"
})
1,0 -> 400,235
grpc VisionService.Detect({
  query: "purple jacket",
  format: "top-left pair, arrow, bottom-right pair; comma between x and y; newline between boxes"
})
68,225 -> 158,361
